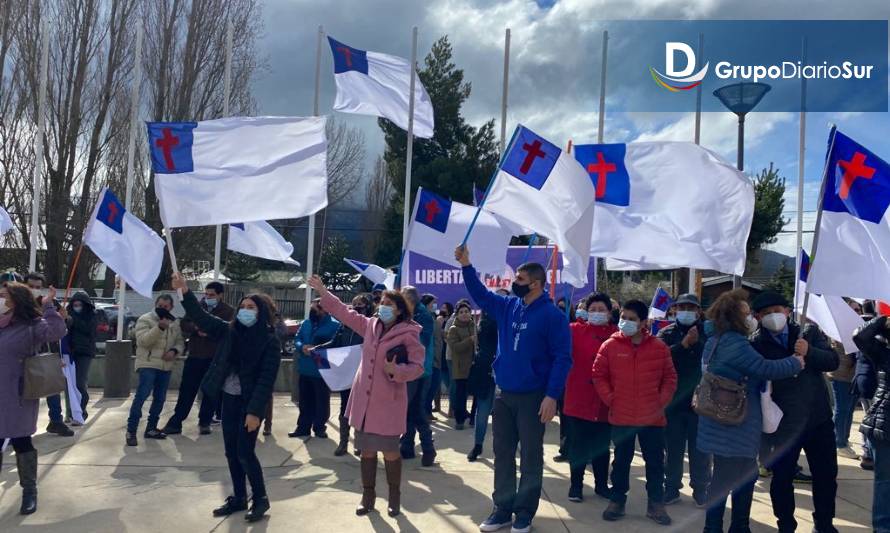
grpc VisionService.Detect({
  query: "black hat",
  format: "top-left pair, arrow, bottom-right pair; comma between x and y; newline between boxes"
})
372,284 -> 387,292
675,293 -> 701,307
751,291 -> 790,312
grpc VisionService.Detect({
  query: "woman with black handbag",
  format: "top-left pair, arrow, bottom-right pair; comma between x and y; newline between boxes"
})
696,289 -> 804,533
0,282 -> 67,515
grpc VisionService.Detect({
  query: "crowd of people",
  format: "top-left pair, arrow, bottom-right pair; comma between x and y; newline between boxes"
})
0,245 -> 886,531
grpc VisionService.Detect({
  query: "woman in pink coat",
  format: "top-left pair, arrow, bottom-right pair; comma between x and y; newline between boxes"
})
308,275 -> 424,518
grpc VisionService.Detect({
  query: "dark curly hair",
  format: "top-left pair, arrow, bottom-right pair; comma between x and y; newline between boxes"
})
705,289 -> 751,335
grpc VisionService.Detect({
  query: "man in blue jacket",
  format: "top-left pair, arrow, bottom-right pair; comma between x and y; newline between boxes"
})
399,286 -> 437,466
290,298 -> 339,439
456,245 -> 572,533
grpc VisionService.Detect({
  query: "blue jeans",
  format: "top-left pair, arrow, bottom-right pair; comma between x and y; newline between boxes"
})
46,394 -> 63,424
874,438 -> 890,532
127,368 -> 172,433
426,366 -> 442,415
474,387 -> 495,446
831,380 -> 857,447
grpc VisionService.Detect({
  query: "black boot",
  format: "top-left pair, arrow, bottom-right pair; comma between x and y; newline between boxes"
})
384,458 -> 402,517
467,444 -> 482,462
17,450 -> 38,515
334,417 -> 350,457
356,457 -> 377,516
568,465 -> 584,502
244,495 -> 270,522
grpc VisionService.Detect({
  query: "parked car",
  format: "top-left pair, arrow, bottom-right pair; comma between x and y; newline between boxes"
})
282,318 -> 301,356
94,303 -> 138,343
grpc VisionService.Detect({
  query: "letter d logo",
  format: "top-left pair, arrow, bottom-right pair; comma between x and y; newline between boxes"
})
665,42 -> 696,77
650,42 -> 709,92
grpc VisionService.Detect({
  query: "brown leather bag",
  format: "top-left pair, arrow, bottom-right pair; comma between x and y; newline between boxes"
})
22,327 -> 66,400
692,336 -> 748,426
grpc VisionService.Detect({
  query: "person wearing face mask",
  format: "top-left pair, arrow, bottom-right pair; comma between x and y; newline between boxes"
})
422,293 -> 443,420
307,275 -> 425,518
0,282 -> 67,515
563,292 -> 618,503
467,294 -> 504,462
127,294 -> 184,446
398,286 -> 437,466
172,274 -> 281,522
655,293 -> 711,507
429,302 -> 455,416
371,284 -> 386,305
290,298 -> 340,439
162,281 -> 234,436
456,246 -> 571,533
592,300 -> 677,526
748,291 -> 839,533
446,301 -> 478,431
64,291 -> 98,424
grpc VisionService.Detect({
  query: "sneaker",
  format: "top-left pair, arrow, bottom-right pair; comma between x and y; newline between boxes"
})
568,483 -> 583,503
861,457 -> 875,471
46,421 -> 74,437
421,450 -> 437,467
837,446 -> 858,459
646,501 -> 672,526
126,432 -> 138,447
663,492 -> 681,505
693,491 -> 708,508
511,516 -> 531,533
602,501 -> 625,521
199,425 -> 212,435
479,510 -> 513,532
467,444 -> 483,462
793,470 -> 813,484
144,429 -> 167,440
758,465 -> 772,478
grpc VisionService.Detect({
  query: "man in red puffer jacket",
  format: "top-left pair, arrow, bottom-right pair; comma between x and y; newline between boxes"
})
563,292 -> 617,503
593,299 -> 677,526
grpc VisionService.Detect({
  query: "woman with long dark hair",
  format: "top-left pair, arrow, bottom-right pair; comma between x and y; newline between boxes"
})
0,282 -> 66,515
172,274 -> 281,523
307,275 -> 425,517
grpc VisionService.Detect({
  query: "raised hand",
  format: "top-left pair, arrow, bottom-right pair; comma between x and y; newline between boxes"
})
308,274 -> 328,296
171,272 -> 190,293
454,245 -> 470,267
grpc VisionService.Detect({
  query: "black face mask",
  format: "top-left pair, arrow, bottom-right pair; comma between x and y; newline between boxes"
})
511,281 -> 531,298
309,309 -> 320,322
156,307 -> 171,320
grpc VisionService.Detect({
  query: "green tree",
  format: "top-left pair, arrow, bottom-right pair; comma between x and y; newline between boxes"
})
319,234 -> 354,290
748,163 -> 789,257
375,36 -> 500,264
224,252 -> 260,282
765,261 -> 796,303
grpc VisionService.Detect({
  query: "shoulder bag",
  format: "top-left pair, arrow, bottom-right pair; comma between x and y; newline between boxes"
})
692,335 -> 748,426
22,327 -> 67,400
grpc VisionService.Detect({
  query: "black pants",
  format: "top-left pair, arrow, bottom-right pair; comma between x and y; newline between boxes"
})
400,376 -> 435,455
0,437 -> 35,468
454,379 -> 469,424
296,375 -> 330,435
566,416 -> 610,490
168,357 -> 215,428
72,354 -> 92,415
704,455 -> 758,532
767,419 -> 838,531
664,409 -> 711,496
610,425 -> 666,505
492,390 -> 546,522
339,389 -> 350,420
221,393 -> 266,500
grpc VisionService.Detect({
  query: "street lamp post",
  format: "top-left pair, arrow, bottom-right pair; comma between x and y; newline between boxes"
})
713,81 -> 771,289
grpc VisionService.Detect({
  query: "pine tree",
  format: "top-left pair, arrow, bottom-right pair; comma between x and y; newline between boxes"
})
224,253 -> 261,282
319,235 -> 354,290
748,163 -> 789,256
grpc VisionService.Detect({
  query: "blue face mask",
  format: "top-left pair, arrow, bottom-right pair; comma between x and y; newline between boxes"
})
237,309 -> 258,327
204,298 -> 218,309
676,310 -> 697,326
618,319 -> 639,337
378,305 -> 396,323
575,309 -> 589,321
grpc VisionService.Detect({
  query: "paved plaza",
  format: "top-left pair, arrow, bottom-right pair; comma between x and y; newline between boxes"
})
0,392 -> 874,532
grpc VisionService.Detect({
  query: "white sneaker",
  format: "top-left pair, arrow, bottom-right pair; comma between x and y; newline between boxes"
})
837,446 -> 859,459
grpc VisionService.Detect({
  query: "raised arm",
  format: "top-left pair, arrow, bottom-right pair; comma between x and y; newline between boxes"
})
32,293 -> 67,346
724,334 -> 803,380
172,274 -> 229,341
455,245 -> 508,318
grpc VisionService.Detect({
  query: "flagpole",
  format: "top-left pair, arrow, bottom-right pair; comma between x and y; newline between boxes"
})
688,32 -> 703,297
28,18 -> 50,272
304,24 -> 323,319
399,26 -> 419,289
117,25 -> 143,341
499,28 -> 511,153
213,18 -> 234,282
794,37 -> 808,316
800,124 -> 837,327
595,29 -> 608,293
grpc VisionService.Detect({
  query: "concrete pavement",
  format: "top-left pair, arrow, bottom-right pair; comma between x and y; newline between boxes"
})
0,392 -> 874,532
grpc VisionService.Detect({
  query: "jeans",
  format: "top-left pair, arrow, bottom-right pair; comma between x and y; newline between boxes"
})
474,386 -> 496,445
874,438 -> 890,532
610,425 -> 665,505
127,368 -> 172,433
426,366 -> 442,415
46,394 -> 63,424
221,392 -> 266,500
862,399 -> 874,459
704,455 -> 758,532
296,375 -> 330,434
492,390 -> 546,522
767,419 -> 838,531
166,357 -> 214,429
453,379 -> 469,424
664,409 -> 711,496
831,380 -> 857,448
400,377 -> 435,455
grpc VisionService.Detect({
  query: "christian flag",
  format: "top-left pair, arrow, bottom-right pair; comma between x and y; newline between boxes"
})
483,125 -> 596,287
650,287 -> 674,319
795,249 -> 863,354
807,129 -> 890,302
147,116 -> 328,228
83,188 -> 165,298
0,205 -> 12,235
328,36 -> 434,138
344,258 -> 395,289
312,344 -> 363,392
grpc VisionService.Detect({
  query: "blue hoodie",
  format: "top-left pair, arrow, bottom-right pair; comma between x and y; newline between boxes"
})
462,264 -> 572,399
296,314 -> 340,377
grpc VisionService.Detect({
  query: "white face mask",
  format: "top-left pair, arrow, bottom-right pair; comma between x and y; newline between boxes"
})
0,297 -> 7,314
761,312 -> 788,333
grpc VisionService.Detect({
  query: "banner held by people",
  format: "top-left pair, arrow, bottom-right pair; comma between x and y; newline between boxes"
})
227,221 -> 300,266
83,187 -> 165,298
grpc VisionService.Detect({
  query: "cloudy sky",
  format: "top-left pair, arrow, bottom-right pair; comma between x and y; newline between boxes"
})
252,0 -> 890,259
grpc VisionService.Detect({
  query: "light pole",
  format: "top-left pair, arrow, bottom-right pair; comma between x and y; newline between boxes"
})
713,81 -> 771,288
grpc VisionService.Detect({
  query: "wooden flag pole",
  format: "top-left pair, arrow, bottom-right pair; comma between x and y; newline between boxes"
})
64,242 -> 85,302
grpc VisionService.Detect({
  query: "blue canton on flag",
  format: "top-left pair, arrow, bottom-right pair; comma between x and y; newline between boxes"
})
799,250 -> 811,283
328,37 -> 369,75
146,122 -> 197,174
231,223 -> 245,231
414,189 -> 451,234
574,143 -> 631,206
500,126 -> 560,190
822,128 -> 890,225
651,287 -> 673,313
96,189 -> 125,234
